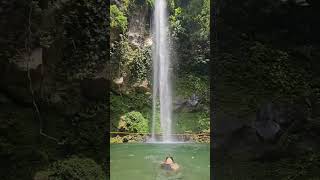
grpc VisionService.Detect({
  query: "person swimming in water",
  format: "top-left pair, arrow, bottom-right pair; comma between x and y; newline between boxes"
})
160,156 -> 180,171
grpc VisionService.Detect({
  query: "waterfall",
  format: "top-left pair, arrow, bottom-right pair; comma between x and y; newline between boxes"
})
151,0 -> 172,142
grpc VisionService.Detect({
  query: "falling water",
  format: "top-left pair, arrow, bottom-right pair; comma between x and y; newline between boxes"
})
151,0 -> 172,142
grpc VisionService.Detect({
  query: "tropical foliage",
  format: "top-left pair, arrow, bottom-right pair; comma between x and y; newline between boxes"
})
47,157 -> 106,180
110,0 -> 210,135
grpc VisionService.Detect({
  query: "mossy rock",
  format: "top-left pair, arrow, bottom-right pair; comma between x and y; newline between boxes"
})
110,135 -> 123,144
117,116 -> 128,131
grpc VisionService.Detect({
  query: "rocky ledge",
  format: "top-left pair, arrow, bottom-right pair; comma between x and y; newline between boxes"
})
110,133 -> 210,144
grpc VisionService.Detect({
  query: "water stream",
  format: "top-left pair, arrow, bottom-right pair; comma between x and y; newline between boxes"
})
151,0 -> 172,142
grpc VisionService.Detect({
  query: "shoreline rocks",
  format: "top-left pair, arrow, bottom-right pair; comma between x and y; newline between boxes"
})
110,133 -> 210,144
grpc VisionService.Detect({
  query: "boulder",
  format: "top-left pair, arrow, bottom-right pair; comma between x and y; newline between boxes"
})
128,32 -> 144,47
173,94 -> 200,112
13,48 -> 43,71
254,103 -> 281,141
117,116 -> 128,131
123,137 -> 129,143
212,115 -> 246,136
187,94 -> 199,107
133,79 -> 150,93
254,102 -> 307,141
113,77 -> 123,85
254,120 -> 280,141
173,97 -> 187,111
144,37 -> 153,47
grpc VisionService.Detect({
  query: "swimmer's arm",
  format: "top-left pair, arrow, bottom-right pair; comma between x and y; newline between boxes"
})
171,163 -> 180,171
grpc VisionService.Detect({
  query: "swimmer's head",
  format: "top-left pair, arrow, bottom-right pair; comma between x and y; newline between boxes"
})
165,156 -> 174,164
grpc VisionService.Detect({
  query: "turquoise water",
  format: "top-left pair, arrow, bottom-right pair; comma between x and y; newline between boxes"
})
110,143 -> 210,180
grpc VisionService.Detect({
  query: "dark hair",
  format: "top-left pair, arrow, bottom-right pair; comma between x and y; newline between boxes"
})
165,156 -> 174,163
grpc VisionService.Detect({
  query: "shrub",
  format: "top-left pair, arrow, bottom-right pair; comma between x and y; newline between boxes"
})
123,111 -> 149,133
47,157 -> 106,180
198,116 -> 210,132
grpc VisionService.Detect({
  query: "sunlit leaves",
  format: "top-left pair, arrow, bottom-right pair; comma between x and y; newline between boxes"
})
168,0 -> 210,72
110,5 -> 128,32
169,7 -> 184,39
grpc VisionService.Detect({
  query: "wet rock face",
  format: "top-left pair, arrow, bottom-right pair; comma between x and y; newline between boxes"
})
127,2 -> 151,48
173,97 -> 187,111
13,48 -> 43,71
187,94 -> 199,107
212,115 -> 253,150
173,94 -> 200,112
133,79 -> 150,93
128,32 -> 145,47
254,102 -> 307,141
254,103 -> 281,140
254,119 -> 280,141
213,101 -> 312,158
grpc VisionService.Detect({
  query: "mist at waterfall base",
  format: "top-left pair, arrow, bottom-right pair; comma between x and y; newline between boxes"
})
150,0 -> 174,143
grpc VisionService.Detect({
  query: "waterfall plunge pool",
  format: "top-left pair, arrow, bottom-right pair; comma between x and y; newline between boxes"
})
110,143 -> 210,180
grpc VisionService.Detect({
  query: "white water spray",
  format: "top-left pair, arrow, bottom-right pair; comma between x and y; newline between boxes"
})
151,0 -> 172,142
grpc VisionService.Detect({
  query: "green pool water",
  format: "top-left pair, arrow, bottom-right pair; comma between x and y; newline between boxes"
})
110,143 -> 210,180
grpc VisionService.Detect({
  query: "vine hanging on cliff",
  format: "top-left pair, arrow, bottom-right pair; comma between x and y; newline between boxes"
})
24,1 -> 59,143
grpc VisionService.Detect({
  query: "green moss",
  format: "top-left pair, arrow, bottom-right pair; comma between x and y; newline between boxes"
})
110,136 -> 123,144
173,111 -> 209,133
